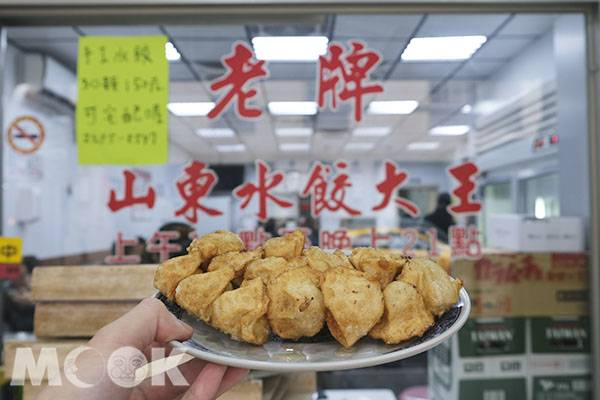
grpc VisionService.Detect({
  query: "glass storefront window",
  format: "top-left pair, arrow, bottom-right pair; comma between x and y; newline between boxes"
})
0,7 -> 595,400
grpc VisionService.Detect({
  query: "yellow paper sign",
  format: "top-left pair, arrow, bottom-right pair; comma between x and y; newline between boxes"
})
76,36 -> 169,165
0,237 -> 23,264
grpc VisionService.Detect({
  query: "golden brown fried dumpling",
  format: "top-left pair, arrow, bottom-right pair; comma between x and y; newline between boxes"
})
243,257 -> 289,283
397,258 -> 462,316
369,281 -> 434,344
175,267 -> 235,322
263,230 -> 305,260
322,269 -> 384,348
207,248 -> 263,279
305,247 -> 353,273
267,267 -> 325,340
350,248 -> 407,288
210,278 -> 270,345
154,253 -> 202,300
187,230 -> 244,261
287,256 -> 309,269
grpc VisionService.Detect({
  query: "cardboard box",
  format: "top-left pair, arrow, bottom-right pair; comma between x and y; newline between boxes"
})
429,316 -> 591,400
486,215 -> 584,252
453,253 -> 588,318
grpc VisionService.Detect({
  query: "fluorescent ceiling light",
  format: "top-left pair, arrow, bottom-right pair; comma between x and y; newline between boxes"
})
461,104 -> 473,114
353,126 -> 391,137
216,144 -> 246,152
401,35 -> 487,61
280,143 -> 310,152
268,101 -> 318,116
165,41 -> 181,61
345,142 -> 375,151
168,102 -> 215,117
197,128 -> 235,138
252,36 -> 329,61
275,127 -> 313,137
407,141 -> 440,151
367,100 -> 419,115
430,125 -> 470,136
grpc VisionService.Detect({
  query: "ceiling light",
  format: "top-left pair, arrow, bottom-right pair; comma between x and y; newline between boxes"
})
275,127 -> 313,137
168,102 -> 215,117
461,104 -> 473,114
345,142 -> 375,151
252,36 -> 329,61
401,36 -> 487,61
280,143 -> 310,152
197,128 -> 235,138
353,127 -> 391,137
407,141 -> 440,151
165,41 -> 181,62
216,144 -> 246,152
430,125 -> 470,136
268,101 -> 318,116
367,100 -> 419,115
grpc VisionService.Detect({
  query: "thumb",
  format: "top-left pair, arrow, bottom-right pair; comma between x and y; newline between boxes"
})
92,298 -> 193,350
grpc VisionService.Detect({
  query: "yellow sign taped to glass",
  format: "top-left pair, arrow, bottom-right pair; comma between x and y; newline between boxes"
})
0,237 -> 23,264
76,36 -> 169,165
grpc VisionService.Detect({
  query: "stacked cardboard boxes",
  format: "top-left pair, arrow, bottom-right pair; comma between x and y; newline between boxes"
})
429,252 -> 591,400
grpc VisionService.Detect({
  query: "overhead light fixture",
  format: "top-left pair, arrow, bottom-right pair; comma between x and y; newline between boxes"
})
268,101 -> 318,116
275,127 -> 313,137
407,141 -> 440,151
280,143 -> 310,152
430,125 -> 470,136
165,41 -> 181,62
168,102 -> 215,117
216,144 -> 246,152
252,36 -> 329,61
461,104 -> 473,114
353,127 -> 392,137
401,35 -> 487,61
367,100 -> 419,115
345,142 -> 375,151
197,128 -> 235,138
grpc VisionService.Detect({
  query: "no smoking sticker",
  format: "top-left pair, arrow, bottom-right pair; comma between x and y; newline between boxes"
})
7,115 -> 45,154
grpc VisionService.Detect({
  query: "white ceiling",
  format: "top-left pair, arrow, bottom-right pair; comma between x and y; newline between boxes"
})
6,13 -> 556,164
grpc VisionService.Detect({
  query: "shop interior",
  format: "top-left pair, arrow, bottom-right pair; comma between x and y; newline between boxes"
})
0,10 -> 592,399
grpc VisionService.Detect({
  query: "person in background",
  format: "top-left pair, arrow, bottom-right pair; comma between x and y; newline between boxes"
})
424,193 -> 455,242
3,256 -> 36,332
158,222 -> 195,258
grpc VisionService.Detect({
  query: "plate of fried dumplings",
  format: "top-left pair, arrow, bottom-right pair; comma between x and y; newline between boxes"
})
154,229 -> 470,371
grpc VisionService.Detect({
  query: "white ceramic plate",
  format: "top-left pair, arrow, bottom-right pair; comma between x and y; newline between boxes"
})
159,288 -> 470,372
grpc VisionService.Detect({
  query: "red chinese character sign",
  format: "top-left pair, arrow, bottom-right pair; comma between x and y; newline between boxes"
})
108,170 -> 156,212
448,161 -> 481,214
301,161 -> 361,218
175,161 -> 223,223
318,41 -> 383,122
208,42 -> 268,119
233,160 -> 292,221
373,160 -> 420,217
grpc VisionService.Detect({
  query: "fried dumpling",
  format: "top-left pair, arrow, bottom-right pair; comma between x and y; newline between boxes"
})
243,257 -> 290,284
287,256 -> 309,269
397,258 -> 462,316
322,269 -> 384,348
263,230 -> 305,260
350,247 -> 407,288
187,230 -> 245,261
305,246 -> 353,274
267,267 -> 325,340
154,253 -> 202,300
175,266 -> 235,322
210,278 -> 270,345
369,281 -> 434,344
207,248 -> 263,279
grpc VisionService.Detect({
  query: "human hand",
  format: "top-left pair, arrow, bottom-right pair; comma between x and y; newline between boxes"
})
37,298 -> 248,400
